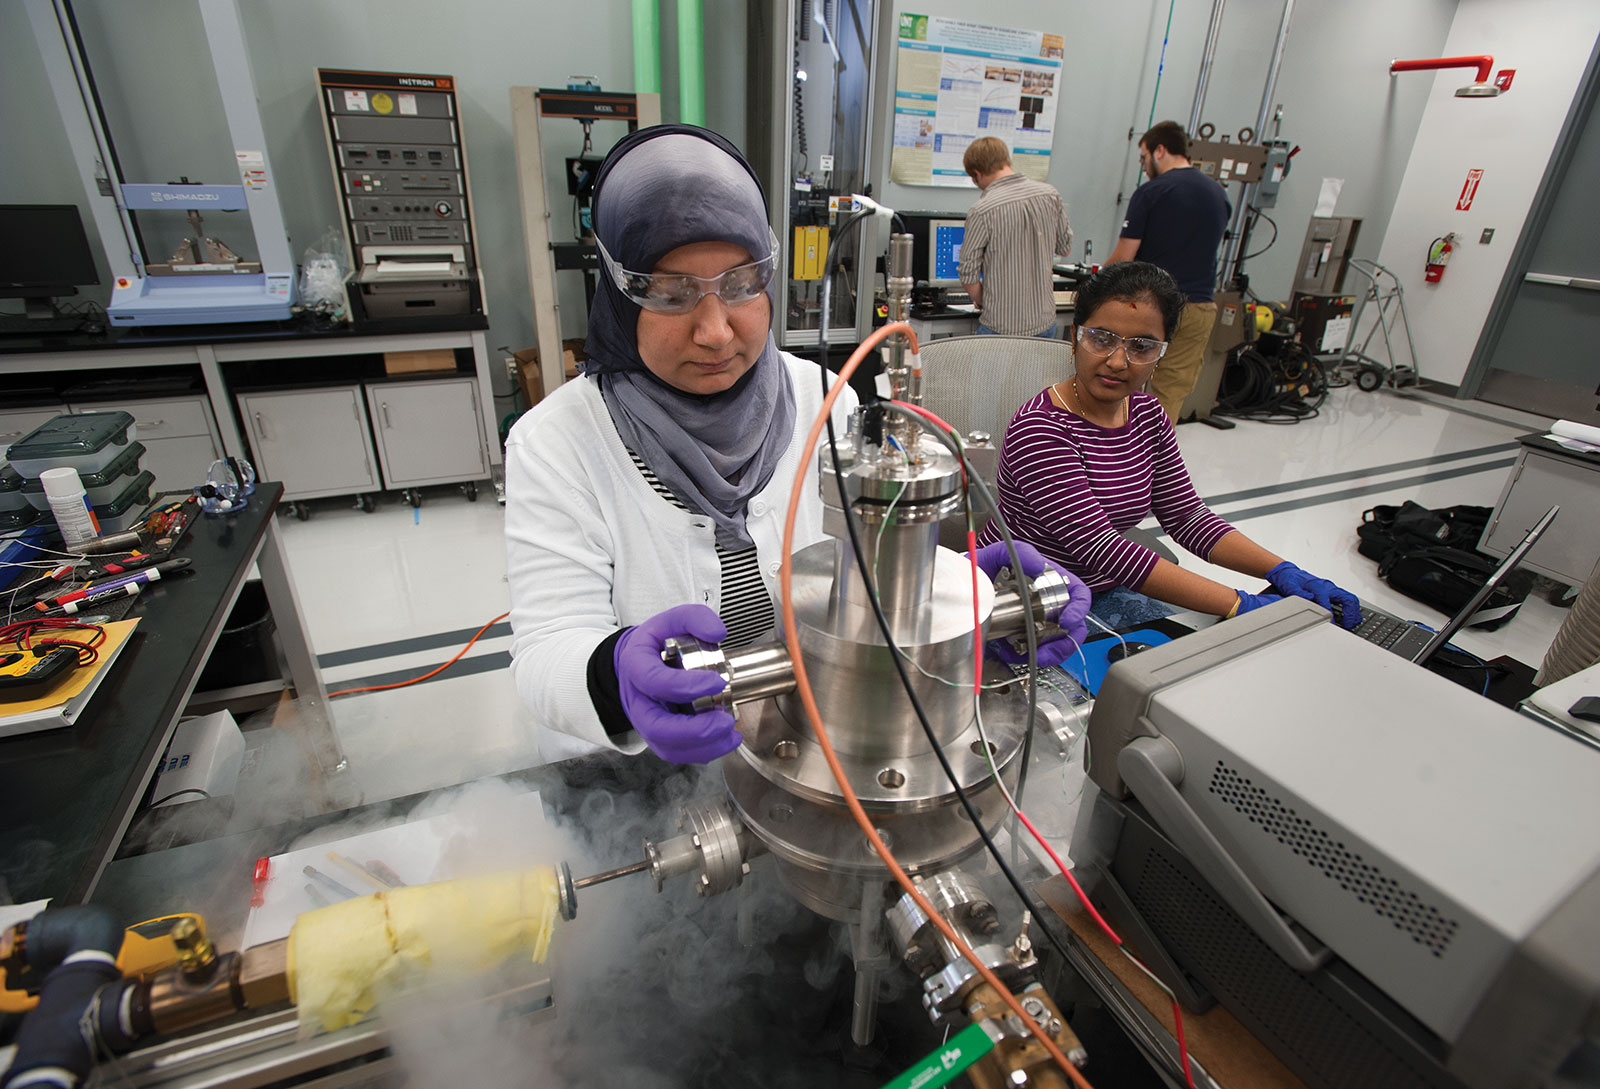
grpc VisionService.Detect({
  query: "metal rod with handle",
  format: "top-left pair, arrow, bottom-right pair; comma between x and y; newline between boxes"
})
1525,272 -> 1600,291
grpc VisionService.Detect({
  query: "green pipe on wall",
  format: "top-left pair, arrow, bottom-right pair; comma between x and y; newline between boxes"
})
677,0 -> 705,125
633,0 -> 661,95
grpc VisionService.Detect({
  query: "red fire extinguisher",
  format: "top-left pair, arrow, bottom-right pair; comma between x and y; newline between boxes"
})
1425,234 -> 1456,283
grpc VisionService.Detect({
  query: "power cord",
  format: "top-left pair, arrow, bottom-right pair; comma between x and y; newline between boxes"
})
1240,207 -> 1278,261
1213,339 -> 1328,424
327,612 -> 508,697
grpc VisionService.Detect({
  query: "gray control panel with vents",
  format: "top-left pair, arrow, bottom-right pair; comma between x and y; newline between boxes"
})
1081,596 -> 1600,1063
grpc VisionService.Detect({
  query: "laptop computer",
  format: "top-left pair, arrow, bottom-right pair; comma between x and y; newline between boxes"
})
1351,504 -> 1558,664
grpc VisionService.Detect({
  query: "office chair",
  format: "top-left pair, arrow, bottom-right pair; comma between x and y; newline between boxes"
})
917,334 -> 1178,564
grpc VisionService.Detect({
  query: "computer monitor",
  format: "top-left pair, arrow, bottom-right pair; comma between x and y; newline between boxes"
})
926,218 -> 965,287
0,204 -> 101,319
1075,598 -> 1600,1089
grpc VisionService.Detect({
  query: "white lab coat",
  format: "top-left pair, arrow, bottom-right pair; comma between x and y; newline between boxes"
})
504,352 -> 858,762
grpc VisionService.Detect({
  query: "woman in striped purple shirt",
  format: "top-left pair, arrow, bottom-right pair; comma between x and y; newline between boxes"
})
978,262 -> 1360,629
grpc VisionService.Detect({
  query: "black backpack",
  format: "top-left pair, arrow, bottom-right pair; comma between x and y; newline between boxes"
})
1356,502 -> 1533,630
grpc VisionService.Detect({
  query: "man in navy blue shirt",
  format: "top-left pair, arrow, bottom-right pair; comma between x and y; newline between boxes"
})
1107,121 -> 1231,421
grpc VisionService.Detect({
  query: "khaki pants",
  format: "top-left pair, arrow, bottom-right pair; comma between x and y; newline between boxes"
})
1150,301 -> 1217,422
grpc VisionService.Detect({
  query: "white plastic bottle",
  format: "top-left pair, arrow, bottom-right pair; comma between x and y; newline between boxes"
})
40,466 -> 101,549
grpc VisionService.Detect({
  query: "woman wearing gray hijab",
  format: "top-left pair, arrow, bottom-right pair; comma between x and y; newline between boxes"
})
505,125 -> 858,765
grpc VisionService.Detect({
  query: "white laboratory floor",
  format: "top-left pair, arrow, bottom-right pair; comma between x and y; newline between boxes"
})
270,381 -> 1565,809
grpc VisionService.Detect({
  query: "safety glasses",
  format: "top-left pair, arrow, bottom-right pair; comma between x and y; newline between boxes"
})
1076,326 -> 1169,367
595,230 -> 779,314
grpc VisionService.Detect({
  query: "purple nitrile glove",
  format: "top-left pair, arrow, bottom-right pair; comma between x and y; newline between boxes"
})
1232,589 -> 1284,617
614,604 -> 741,764
967,541 -> 1092,667
1265,561 -> 1362,630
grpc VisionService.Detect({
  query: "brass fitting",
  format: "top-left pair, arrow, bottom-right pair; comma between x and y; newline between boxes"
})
170,917 -> 217,977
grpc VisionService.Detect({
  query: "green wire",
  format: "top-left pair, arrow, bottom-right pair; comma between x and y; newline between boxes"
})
1147,0 -> 1176,129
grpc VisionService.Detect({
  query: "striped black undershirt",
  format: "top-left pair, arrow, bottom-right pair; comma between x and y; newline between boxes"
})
628,451 -> 775,648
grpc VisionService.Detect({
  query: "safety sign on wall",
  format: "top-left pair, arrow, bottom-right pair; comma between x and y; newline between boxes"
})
1456,168 -> 1484,211
890,14 -> 1064,188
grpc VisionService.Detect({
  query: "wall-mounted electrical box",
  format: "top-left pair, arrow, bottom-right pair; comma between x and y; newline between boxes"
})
1291,215 -> 1362,296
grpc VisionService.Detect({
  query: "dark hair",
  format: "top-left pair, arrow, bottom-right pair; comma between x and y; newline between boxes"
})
1139,120 -> 1189,160
1074,262 -> 1186,340
963,136 -> 1011,181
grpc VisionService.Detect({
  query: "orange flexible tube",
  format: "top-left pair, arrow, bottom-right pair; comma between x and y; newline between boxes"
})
779,322 -> 1093,1087
328,612 -> 509,697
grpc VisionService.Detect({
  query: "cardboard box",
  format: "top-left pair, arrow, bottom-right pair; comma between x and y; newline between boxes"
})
509,339 -> 589,408
510,348 -> 545,408
383,349 -> 457,375
561,338 -> 588,378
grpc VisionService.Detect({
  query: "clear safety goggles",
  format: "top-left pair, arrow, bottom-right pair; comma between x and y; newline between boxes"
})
595,230 -> 779,314
1076,326 -> 1170,367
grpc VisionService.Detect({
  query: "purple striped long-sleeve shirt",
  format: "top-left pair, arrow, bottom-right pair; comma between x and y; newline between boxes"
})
976,390 -> 1235,592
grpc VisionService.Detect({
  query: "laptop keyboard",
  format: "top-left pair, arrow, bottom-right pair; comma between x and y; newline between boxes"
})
1353,608 -> 1414,649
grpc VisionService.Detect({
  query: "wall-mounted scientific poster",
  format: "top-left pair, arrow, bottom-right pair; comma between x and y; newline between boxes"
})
890,13 -> 1063,187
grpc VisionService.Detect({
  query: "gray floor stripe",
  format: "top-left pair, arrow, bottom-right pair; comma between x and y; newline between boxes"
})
1197,442 -> 1516,507
1150,457 -> 1517,539
320,445 -> 1521,672
328,649 -> 507,694
319,622 -> 511,669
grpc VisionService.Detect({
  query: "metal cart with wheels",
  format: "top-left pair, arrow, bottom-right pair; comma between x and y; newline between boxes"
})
1328,259 -> 1422,391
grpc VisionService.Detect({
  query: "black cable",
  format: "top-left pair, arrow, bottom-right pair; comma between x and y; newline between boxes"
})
815,212 -> 1042,806
1213,339 -> 1328,424
877,402 -> 1044,814
815,207 -> 873,372
793,36 -> 809,175
819,404 -> 1070,964
1240,208 -> 1278,261
807,305 -> 1070,967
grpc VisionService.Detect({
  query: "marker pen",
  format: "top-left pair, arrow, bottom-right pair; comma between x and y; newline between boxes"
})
59,583 -> 143,615
36,558 -> 191,611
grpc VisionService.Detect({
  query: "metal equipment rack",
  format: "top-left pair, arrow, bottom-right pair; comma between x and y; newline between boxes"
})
1327,259 -> 1422,391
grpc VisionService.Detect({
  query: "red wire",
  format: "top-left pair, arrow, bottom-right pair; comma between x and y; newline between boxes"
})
923,401 -> 1198,1085
1173,999 -> 1198,1088
327,612 -> 508,697
0,619 -> 105,666
780,322 -> 1091,1086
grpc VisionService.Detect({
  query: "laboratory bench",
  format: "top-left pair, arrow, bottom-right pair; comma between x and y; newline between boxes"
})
0,483 -> 343,908
0,315 -> 501,509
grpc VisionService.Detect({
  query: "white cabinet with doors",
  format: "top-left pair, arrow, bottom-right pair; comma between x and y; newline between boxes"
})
364,376 -> 488,505
236,385 -> 381,513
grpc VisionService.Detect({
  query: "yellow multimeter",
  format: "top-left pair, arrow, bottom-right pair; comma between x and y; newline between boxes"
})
0,646 -> 79,697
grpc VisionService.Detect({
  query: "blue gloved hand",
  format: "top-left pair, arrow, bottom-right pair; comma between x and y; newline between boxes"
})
967,541 -> 1092,667
1265,561 -> 1362,630
1232,589 -> 1284,617
614,604 -> 741,764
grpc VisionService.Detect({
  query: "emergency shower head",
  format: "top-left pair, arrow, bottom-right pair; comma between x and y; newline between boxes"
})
1390,55 -> 1509,99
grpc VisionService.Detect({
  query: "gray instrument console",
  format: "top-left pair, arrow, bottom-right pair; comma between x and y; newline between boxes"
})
317,69 -> 483,319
